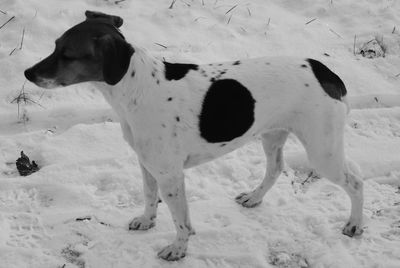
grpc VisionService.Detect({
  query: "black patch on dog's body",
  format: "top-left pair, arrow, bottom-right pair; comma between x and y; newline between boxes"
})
306,58 -> 347,101
199,79 -> 255,143
164,62 -> 199,81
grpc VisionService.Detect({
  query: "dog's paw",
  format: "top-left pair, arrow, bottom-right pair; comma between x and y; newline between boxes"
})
128,215 -> 155,231
157,243 -> 186,261
342,222 -> 363,237
235,192 -> 262,208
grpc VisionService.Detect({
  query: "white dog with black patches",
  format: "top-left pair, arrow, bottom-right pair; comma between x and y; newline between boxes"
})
25,11 -> 364,261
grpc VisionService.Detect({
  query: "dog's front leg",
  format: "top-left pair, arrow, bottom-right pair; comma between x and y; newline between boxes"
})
129,163 -> 159,230
157,172 -> 194,261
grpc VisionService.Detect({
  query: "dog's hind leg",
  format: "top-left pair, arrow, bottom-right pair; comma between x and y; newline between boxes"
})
297,109 -> 364,237
236,130 -> 289,208
129,163 -> 159,230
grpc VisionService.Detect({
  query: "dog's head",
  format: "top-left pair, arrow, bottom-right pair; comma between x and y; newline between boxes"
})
24,10 -> 134,88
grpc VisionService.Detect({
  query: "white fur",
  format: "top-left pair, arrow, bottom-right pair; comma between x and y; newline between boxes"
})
95,46 -> 363,260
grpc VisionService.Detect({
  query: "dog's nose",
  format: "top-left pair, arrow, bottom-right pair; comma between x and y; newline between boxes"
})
24,68 -> 36,82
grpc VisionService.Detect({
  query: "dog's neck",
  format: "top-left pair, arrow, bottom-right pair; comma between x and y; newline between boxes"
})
95,45 -> 163,108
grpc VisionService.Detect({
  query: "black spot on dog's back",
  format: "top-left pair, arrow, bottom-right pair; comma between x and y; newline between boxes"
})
164,62 -> 198,81
199,79 -> 255,143
306,58 -> 347,101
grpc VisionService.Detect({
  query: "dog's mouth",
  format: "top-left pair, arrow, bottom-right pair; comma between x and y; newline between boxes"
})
34,78 -> 63,89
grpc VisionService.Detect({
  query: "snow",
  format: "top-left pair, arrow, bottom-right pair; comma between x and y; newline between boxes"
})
0,0 -> 399,267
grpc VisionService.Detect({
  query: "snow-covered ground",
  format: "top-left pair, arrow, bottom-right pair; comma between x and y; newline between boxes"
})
0,0 -> 399,267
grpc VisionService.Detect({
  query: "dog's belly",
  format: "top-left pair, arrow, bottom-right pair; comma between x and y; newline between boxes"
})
182,132 -> 260,169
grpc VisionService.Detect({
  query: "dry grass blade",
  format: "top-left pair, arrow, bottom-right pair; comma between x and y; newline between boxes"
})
169,0 -> 177,9
10,27 -> 25,55
227,14 -> 233,24
247,7 -> 251,16
11,81 -> 44,118
329,28 -> 342,38
154,42 -> 168,49
20,27 -> 25,49
0,15 -> 15,30
353,34 -> 357,55
194,17 -> 206,22
305,18 -> 316,25
225,4 -> 238,15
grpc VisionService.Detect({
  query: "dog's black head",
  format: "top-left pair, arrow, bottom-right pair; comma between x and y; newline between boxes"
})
24,10 -> 134,88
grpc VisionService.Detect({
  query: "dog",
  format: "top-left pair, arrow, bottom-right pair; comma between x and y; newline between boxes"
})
24,11 -> 364,261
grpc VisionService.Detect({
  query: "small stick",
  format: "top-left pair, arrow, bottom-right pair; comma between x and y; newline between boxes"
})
0,9 -> 6,15
329,28 -> 342,38
392,26 -> 396,34
267,17 -> 271,26
395,73 -> 400,77
169,0 -> 177,9
305,18 -> 316,25
353,34 -> 357,55
0,15 -> 15,30
225,4 -> 237,15
154,42 -> 168,49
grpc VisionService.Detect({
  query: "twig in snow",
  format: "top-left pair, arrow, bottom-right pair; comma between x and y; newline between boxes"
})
0,15 -> 15,30
305,18 -> 316,25
154,42 -> 168,49
395,73 -> 400,78
247,7 -> 251,16
392,26 -> 396,34
169,0 -> 177,9
225,4 -> 238,15
267,17 -> 271,26
329,28 -> 342,38
0,9 -> 6,15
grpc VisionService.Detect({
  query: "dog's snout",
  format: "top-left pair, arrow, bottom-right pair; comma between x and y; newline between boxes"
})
24,68 -> 36,82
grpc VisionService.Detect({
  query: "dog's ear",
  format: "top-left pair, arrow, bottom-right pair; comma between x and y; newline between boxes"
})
85,10 -> 123,28
98,35 -> 134,85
